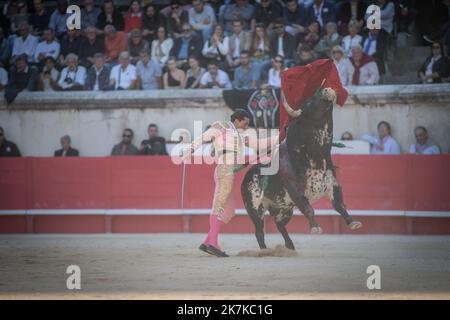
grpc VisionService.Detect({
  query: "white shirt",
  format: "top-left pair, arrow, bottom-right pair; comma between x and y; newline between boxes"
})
93,67 -> 104,91
313,1 -> 325,27
33,40 -> 60,62
58,65 -> 87,89
0,67 -> 7,87
202,36 -> 229,58
268,68 -> 282,87
333,58 -> 351,86
110,64 -> 137,90
277,37 -> 284,57
200,69 -> 232,89
362,135 -> 400,155
409,144 -> 440,155
233,37 -> 240,59
342,34 -> 362,57
425,55 -> 441,76
346,60 -> 380,85
12,34 -> 39,61
151,38 -> 174,66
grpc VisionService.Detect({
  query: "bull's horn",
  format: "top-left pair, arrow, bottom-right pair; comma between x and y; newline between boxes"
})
281,90 -> 302,118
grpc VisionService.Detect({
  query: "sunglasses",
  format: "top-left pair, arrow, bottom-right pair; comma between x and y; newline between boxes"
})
275,60 -> 283,63
123,134 -> 132,138
183,29 -> 190,32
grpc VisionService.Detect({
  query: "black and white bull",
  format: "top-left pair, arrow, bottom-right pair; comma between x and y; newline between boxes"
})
241,87 -> 362,250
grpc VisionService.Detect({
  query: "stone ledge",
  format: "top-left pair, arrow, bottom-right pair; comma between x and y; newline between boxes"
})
1,84 -> 450,110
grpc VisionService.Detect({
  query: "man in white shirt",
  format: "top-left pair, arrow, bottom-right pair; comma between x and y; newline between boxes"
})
12,22 -> 38,63
33,28 -> 60,64
199,62 -> 232,89
362,121 -> 400,155
57,53 -> 87,90
189,0 -> 216,42
409,126 -> 440,155
109,51 -> 137,90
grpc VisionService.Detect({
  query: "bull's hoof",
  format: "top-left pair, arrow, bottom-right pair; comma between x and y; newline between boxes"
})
285,242 -> 295,250
348,220 -> 363,230
310,226 -> 323,234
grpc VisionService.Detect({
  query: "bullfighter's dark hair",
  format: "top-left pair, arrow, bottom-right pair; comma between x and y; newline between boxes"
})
415,126 -> 427,133
148,123 -> 158,129
124,128 -> 134,137
377,121 -> 391,134
231,109 -> 251,122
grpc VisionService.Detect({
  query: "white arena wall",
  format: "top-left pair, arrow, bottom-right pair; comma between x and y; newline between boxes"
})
0,84 -> 449,156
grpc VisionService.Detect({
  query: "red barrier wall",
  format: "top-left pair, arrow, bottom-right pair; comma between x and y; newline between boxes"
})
0,156 -> 449,234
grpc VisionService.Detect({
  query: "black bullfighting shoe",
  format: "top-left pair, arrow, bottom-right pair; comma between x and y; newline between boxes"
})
206,244 -> 229,257
199,243 -> 214,256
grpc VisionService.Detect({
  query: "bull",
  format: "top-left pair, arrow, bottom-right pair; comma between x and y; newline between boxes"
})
241,87 -> 362,250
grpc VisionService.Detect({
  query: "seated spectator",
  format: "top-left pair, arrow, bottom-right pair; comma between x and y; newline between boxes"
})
0,65 -> 7,91
96,0 -> 124,31
129,29 -> 150,65
9,1 -> 29,35
11,22 -> 38,63
80,0 -> 101,30
266,54 -> 285,88
368,0 -> 395,35
252,0 -> 283,35
124,0 -> 143,33
59,29 -> 82,66
331,45 -> 351,86
314,22 -> 341,58
363,28 -> 389,76
340,131 -> 354,141
303,21 -> 321,49
409,126 -> 441,155
141,4 -> 167,43
111,128 -> 139,156
270,19 -> 297,65
346,45 -> 380,85
284,0 -> 308,38
169,24 -> 202,69
233,51 -> 260,89
0,27 -> 10,67
336,0 -> 367,36
362,121 -> 400,155
33,28 -> 60,65
189,0 -> 216,42
85,53 -> 111,91
150,26 -> 173,67
227,19 -> 253,70
79,26 -> 105,68
38,56 -> 60,91
49,0 -> 69,38
54,135 -> 79,157
293,44 -> 317,66
136,49 -> 162,90
305,0 -> 336,29
202,24 -> 229,70
222,0 -> 255,35
29,0 -> 51,37
140,124 -> 168,155
250,23 -> 271,79
4,55 -> 38,104
104,25 -> 128,64
342,21 -> 362,57
418,42 -> 450,84
166,1 -> 189,39
185,56 -> 206,89
200,61 -> 232,88
57,54 -> 87,91
0,127 -> 21,157
109,51 -> 137,90
163,57 -> 186,89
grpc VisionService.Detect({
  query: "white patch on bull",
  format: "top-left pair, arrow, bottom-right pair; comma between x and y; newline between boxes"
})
249,174 -> 264,210
315,123 -> 331,146
304,168 -> 338,204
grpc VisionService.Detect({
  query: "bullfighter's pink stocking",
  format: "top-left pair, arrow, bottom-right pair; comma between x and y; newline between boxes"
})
204,214 -> 224,250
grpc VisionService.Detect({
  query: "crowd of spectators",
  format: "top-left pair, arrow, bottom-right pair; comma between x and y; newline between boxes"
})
0,121 -> 444,157
0,0 -> 449,103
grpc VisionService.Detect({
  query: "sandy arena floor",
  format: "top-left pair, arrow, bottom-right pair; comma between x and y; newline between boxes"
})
0,234 -> 449,300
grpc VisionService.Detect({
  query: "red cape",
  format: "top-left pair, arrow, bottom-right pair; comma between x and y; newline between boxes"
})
279,59 -> 348,141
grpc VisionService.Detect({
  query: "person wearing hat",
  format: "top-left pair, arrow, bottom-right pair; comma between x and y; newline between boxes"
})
128,29 -> 149,65
38,56 -> 60,91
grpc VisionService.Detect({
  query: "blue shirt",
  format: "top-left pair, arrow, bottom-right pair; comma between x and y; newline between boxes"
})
233,62 -> 260,89
178,37 -> 190,60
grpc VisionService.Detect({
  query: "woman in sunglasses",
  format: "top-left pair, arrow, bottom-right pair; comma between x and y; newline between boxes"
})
266,54 -> 285,88
418,42 -> 450,84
